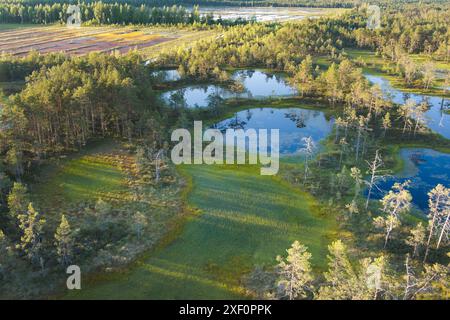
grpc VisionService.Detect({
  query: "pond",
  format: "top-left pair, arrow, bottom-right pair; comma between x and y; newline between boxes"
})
162,70 -> 296,108
365,74 -> 450,139
374,148 -> 450,211
213,107 -> 334,155
232,70 -> 297,98
162,85 -> 236,108
151,69 -> 181,82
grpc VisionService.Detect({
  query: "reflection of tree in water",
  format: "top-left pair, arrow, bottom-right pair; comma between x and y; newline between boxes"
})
284,110 -> 311,129
402,92 -> 410,103
238,69 -> 255,81
409,152 -> 426,166
168,89 -> 186,108
246,109 -> 253,122
219,112 -> 247,131
440,98 -> 449,110
207,92 -> 224,110
419,98 -> 431,110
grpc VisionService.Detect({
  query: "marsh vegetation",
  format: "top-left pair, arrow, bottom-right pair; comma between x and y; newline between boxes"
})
0,1 -> 449,299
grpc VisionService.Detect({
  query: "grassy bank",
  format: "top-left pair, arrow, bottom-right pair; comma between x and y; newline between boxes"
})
30,140 -> 130,213
66,162 -> 338,299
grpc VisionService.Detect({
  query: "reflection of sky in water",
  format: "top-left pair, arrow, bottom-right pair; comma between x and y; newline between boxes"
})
162,70 -> 296,108
374,148 -> 450,211
152,69 -> 180,82
365,74 -> 450,139
232,70 -> 297,98
163,86 -> 232,108
213,108 -> 334,155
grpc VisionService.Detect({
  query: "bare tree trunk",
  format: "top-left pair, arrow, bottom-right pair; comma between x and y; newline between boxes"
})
424,213 -> 437,263
436,211 -> 449,249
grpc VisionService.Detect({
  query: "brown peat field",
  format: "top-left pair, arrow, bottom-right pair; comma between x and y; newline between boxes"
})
0,24 -> 219,58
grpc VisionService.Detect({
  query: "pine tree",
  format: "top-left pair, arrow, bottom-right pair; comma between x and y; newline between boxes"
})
316,240 -> 360,300
424,184 -> 450,263
0,229 -> 10,273
405,222 -> 426,258
350,167 -> 363,201
7,182 -> 29,219
132,211 -> 148,239
18,203 -> 46,268
54,214 -> 74,267
276,241 -> 314,300
374,181 -> 412,248
364,150 -> 385,209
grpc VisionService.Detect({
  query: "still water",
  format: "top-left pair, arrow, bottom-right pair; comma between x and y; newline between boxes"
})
365,74 -> 450,139
375,148 -> 450,210
214,107 -> 333,155
162,70 -> 296,108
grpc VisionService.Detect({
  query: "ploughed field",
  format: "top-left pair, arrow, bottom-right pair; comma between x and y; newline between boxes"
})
0,26 -> 185,56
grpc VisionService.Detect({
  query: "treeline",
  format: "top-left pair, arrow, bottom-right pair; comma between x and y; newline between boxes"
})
0,2 -> 251,26
156,4 -> 449,83
0,52 -> 170,180
158,16 -> 362,78
0,3 -> 207,25
0,0 -> 357,9
0,52 -> 185,298
0,149 -> 180,298
247,237 -> 448,300
1,0 -> 448,9
355,4 -> 450,58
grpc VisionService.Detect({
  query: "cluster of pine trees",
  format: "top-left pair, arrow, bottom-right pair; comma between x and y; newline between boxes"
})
0,1 -> 448,299
0,2 -> 199,25
158,17 -> 360,79
0,2 -> 252,25
0,51 -> 172,184
247,237 -> 448,300
156,4 -> 448,86
355,4 -> 449,59
0,0 -> 357,9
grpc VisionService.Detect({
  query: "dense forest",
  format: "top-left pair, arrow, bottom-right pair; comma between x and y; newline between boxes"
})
1,0 -> 449,8
157,4 -> 449,78
0,0 -> 357,9
0,2 -> 449,299
0,3 -> 246,25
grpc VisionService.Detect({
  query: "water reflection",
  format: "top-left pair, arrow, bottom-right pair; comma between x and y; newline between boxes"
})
213,107 -> 334,155
162,70 -> 296,108
375,148 -> 450,210
232,70 -> 297,98
365,74 -> 450,139
151,69 -> 181,82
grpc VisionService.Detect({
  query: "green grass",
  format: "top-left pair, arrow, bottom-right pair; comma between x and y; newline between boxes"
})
66,163 -> 338,299
409,54 -> 450,71
32,140 -> 129,212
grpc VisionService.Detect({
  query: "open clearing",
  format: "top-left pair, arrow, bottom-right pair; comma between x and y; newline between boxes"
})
0,25 -> 216,57
67,162 -> 338,299
31,140 -> 131,215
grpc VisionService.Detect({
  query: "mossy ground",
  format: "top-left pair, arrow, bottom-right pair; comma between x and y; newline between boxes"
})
66,162 -> 338,299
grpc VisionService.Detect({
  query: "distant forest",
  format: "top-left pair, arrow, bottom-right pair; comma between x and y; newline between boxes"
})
0,0 -> 358,8
1,0 -> 449,10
